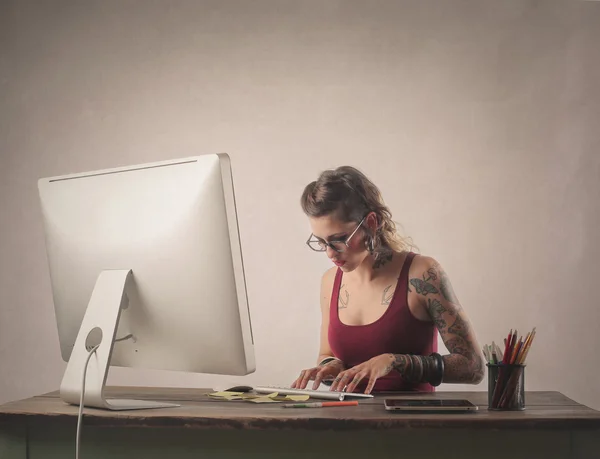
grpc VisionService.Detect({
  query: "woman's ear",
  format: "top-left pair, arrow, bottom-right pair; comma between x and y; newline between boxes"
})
365,211 -> 378,233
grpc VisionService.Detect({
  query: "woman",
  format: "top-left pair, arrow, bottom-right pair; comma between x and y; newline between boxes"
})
291,166 -> 485,394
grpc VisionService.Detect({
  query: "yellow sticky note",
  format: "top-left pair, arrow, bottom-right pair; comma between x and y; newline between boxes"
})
285,395 -> 310,401
209,391 -> 244,397
209,391 -> 246,401
250,397 -> 279,403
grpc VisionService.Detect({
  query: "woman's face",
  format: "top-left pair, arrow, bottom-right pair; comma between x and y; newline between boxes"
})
308,214 -> 371,272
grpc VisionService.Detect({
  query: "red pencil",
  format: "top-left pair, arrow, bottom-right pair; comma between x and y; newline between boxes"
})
502,330 -> 512,363
504,330 -> 516,363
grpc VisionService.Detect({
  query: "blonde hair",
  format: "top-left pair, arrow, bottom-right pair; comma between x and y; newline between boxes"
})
300,166 -> 415,257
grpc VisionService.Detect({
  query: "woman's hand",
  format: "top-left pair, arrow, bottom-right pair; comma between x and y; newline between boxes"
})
329,354 -> 395,394
291,359 -> 345,390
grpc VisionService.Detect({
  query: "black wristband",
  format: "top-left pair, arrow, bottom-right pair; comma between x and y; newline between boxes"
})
318,357 -> 343,386
428,352 -> 444,387
318,357 -> 342,367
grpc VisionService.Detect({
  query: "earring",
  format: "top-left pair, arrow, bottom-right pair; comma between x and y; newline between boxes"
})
365,236 -> 375,253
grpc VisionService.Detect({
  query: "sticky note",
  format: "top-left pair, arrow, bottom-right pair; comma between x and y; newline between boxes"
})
250,397 -> 279,403
209,391 -> 244,397
285,395 -> 310,401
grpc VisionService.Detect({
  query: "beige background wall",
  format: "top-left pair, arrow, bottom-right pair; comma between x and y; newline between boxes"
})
1,0 -> 599,409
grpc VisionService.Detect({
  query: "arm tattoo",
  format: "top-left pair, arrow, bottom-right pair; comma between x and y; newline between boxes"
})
444,337 -> 474,360
426,267 -> 438,280
409,278 -> 439,295
443,354 -> 483,383
441,316 -> 484,383
392,354 -> 409,374
447,314 -> 469,339
338,285 -> 349,309
409,265 -> 440,294
426,298 -> 449,329
443,316 -> 483,383
381,285 -> 394,306
384,355 -> 395,374
432,262 -> 459,304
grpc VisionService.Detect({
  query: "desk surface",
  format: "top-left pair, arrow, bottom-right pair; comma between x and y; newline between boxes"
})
1,387 -> 599,431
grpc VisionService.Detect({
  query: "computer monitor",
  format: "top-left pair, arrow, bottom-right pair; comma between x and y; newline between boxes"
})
37,153 -> 255,410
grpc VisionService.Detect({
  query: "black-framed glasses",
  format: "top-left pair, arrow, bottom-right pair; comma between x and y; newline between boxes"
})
306,216 -> 366,253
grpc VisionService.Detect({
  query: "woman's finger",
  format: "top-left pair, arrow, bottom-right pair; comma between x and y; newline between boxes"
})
298,369 -> 315,389
291,370 -> 305,388
329,372 -> 343,392
331,370 -> 353,392
345,371 -> 367,393
364,376 -> 378,394
291,370 -> 303,388
312,367 -> 329,390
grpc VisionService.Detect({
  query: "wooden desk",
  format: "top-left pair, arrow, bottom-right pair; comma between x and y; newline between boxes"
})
1,387 -> 599,459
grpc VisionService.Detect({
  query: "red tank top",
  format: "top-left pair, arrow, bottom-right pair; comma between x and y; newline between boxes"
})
328,252 -> 438,393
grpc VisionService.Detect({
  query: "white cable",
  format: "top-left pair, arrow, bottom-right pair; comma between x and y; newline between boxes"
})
76,344 -> 100,459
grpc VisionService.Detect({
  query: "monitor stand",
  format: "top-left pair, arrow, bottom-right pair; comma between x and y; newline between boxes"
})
59,269 -> 179,411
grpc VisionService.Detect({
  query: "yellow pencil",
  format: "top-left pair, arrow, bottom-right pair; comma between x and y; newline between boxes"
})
510,337 -> 523,364
519,328 -> 536,364
516,331 -> 532,364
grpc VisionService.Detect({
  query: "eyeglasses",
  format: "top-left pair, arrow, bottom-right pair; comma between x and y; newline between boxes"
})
306,216 -> 366,253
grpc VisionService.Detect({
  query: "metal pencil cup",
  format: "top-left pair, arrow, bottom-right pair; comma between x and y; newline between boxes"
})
487,363 -> 525,411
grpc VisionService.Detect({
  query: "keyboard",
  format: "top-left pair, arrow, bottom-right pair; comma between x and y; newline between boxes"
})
253,386 -> 374,401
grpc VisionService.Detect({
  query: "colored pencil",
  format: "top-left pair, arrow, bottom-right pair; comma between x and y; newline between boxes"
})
485,327 -> 536,409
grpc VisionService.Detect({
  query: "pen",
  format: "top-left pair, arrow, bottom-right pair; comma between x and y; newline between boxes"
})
282,401 -> 359,408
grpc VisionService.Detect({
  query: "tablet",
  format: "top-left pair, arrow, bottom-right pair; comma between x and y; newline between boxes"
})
384,399 -> 478,412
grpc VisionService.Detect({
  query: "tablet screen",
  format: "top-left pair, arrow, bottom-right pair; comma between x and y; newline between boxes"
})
386,399 -> 475,407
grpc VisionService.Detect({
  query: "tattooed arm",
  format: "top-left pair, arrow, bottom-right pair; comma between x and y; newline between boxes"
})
393,256 -> 485,384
